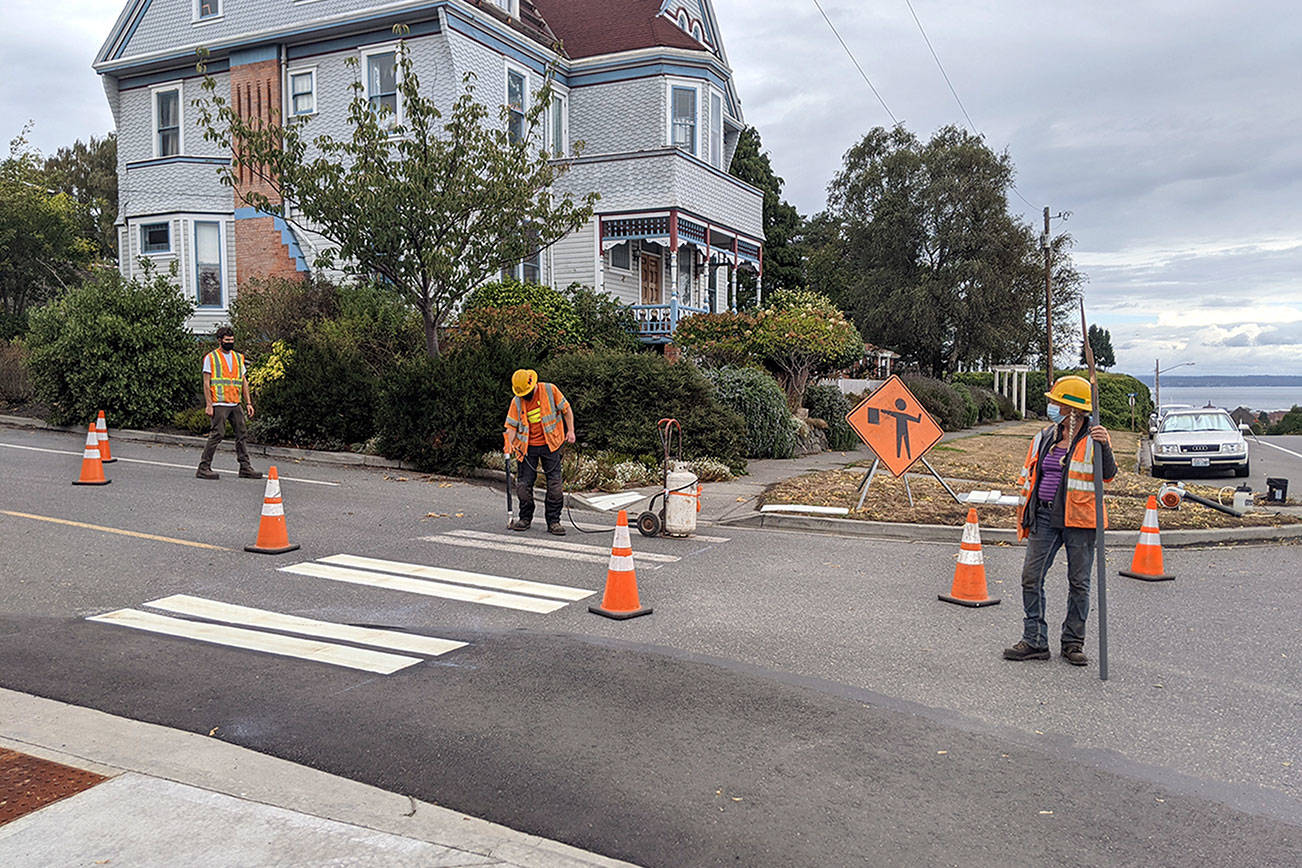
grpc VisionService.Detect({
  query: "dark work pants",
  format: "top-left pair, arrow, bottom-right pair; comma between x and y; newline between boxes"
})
517,444 -> 563,525
1020,508 -> 1095,649
199,404 -> 252,470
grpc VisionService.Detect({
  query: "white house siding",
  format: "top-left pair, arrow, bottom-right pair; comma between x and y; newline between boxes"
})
569,78 -> 665,155
549,217 -> 596,292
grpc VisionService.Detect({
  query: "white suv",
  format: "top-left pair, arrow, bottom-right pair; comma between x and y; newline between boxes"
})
1150,409 -> 1251,478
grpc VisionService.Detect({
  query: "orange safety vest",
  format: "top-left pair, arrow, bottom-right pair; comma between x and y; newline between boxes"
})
503,383 -> 568,459
1015,425 -> 1113,540
207,349 -> 246,405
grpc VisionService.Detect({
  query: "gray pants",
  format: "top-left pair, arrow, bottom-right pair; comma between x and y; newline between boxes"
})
199,404 -> 251,470
517,445 -> 564,525
1020,508 -> 1095,649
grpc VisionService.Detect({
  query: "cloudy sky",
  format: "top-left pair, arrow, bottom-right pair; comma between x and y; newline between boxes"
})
5,0 -> 1300,376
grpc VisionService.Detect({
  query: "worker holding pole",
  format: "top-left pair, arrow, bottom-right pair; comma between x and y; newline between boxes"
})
1004,375 -> 1115,668
503,369 -> 575,536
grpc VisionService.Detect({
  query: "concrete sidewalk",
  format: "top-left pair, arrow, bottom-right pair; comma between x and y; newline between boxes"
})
0,689 -> 634,868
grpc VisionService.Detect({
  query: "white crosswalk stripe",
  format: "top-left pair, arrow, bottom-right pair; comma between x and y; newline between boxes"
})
144,594 -> 466,658
433,529 -> 680,563
87,608 -> 425,674
280,556 -> 591,613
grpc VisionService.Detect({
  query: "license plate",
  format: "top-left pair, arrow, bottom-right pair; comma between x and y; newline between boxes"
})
1192,457 -> 1210,467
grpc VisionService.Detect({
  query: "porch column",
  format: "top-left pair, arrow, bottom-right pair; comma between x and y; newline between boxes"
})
729,265 -> 737,313
1019,370 -> 1028,418
596,218 -> 606,294
756,272 -> 763,308
669,249 -> 679,305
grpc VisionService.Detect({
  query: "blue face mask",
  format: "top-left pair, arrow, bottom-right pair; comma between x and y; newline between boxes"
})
1047,404 -> 1063,424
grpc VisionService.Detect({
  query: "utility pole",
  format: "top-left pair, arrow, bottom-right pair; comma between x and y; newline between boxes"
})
1042,207 -> 1053,390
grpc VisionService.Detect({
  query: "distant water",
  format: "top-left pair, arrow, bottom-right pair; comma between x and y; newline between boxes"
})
1155,386 -> 1301,412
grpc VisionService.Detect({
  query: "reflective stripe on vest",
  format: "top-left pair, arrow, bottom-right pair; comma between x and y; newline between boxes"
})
208,350 -> 245,404
504,383 -> 568,458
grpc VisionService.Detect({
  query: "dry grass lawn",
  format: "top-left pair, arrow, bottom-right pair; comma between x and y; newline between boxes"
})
762,422 -> 1300,531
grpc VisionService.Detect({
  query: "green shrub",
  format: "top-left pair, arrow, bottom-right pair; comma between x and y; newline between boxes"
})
308,282 -> 423,374
969,385 -> 1000,423
539,351 -> 747,468
703,365 -> 796,459
950,382 -> 980,429
251,331 -> 377,450
0,310 -> 28,342
994,391 -> 1021,421
901,375 -> 968,431
463,280 -> 581,346
447,304 -> 554,357
564,284 -> 641,353
803,383 -> 859,450
950,371 -> 994,389
1270,406 -> 1302,435
26,268 -> 198,427
229,275 -> 341,364
173,405 -> 218,435
376,340 -> 535,473
0,340 -> 32,401
674,311 -> 760,367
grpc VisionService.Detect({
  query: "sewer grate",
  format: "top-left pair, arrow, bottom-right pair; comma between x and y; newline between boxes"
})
0,748 -> 109,826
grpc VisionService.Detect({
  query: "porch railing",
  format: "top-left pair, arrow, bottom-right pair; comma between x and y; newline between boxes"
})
630,293 -> 708,344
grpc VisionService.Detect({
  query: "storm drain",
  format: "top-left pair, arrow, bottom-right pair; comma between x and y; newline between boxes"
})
0,748 -> 108,826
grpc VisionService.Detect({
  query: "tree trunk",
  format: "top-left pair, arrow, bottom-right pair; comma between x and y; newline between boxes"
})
421,306 -> 441,358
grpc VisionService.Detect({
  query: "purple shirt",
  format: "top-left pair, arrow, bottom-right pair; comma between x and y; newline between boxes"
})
1037,444 -> 1070,502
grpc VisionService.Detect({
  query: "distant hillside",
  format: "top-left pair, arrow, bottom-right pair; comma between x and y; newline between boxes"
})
1133,374 -> 1302,388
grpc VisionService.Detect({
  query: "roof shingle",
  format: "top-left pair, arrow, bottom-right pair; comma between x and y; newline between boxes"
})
531,0 -> 708,60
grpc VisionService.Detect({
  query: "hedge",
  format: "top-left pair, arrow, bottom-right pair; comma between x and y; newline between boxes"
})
703,365 -> 796,459
803,383 -> 859,450
252,331 -> 378,450
901,375 -> 967,431
539,351 -> 748,469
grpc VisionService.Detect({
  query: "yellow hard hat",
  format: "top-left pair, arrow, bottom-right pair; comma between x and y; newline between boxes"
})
511,369 -> 538,397
1045,375 -> 1092,412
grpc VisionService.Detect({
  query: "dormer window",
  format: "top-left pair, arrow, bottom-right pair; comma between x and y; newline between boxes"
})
492,0 -> 519,17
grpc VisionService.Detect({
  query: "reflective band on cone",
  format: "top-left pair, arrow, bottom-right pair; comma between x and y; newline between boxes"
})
939,508 -> 1000,607
96,411 -> 116,463
1119,495 -> 1174,581
72,423 -> 111,486
245,466 -> 300,555
590,510 -> 651,620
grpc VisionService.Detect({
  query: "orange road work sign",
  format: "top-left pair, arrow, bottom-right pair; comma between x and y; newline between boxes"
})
845,375 -> 944,477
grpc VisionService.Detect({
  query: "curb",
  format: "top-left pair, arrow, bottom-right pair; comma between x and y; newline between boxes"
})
719,510 -> 1302,547
0,414 -> 416,471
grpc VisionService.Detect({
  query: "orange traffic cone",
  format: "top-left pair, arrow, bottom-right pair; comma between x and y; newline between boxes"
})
589,509 -> 652,620
72,423 -> 111,486
1119,495 -> 1174,581
95,410 -> 116,463
939,508 -> 1000,607
245,466 -> 300,554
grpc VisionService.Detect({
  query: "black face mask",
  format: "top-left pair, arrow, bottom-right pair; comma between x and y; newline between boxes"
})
220,341 -> 235,352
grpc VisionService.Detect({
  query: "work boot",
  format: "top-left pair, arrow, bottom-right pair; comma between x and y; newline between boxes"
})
238,466 -> 263,479
1002,640 -> 1050,661
547,522 -> 567,536
510,519 -> 531,532
1061,643 -> 1089,666
195,467 -> 219,480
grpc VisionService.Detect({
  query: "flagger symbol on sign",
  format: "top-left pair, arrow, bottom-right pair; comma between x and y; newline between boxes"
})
865,398 -> 923,459
845,376 -> 944,478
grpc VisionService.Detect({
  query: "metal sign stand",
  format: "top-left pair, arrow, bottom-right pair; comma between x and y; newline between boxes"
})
854,452 -> 963,510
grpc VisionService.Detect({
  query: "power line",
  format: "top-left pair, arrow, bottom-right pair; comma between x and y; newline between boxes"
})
810,0 -> 898,125
900,0 -> 1036,210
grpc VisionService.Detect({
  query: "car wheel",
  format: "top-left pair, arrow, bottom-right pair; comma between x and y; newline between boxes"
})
1234,460 -> 1249,478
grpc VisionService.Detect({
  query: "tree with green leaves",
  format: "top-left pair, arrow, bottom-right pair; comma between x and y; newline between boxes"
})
728,126 -> 804,304
806,125 -> 1083,376
1079,324 -> 1116,369
44,134 -> 118,259
0,130 -> 96,338
194,36 -> 598,357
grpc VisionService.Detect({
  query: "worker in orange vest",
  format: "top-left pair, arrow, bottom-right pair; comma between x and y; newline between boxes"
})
196,326 -> 261,480
1004,375 -> 1115,667
503,369 -> 575,535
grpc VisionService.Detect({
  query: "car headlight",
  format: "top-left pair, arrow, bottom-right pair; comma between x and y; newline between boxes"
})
1221,442 -> 1244,454
1156,444 -> 1176,455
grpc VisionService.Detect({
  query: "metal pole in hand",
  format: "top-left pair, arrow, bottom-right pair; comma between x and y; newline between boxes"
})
1081,301 -> 1109,681
505,455 -> 515,529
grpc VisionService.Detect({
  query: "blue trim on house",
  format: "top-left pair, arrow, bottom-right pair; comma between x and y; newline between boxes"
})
229,45 -> 279,66
570,60 -> 728,93
120,58 -> 230,91
287,18 -> 441,61
442,7 -> 563,82
126,155 -> 232,170
112,0 -> 155,62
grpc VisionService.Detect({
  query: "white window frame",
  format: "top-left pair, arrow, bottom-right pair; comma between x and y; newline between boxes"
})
504,61 -> 530,145
192,219 -> 226,309
492,0 -> 520,16
151,82 -> 184,159
288,67 -> 317,117
548,91 -> 568,156
192,0 -> 223,24
710,90 -> 723,169
666,79 -> 700,156
139,221 -> 172,256
608,241 -> 632,272
361,44 -> 402,128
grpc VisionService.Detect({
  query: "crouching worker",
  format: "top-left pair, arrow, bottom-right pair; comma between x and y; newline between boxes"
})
1004,375 -> 1115,667
503,369 -> 575,536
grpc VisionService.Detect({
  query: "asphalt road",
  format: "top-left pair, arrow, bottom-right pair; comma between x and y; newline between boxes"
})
2,426 -> 1299,865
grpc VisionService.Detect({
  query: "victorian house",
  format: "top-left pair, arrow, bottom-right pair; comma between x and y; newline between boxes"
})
95,0 -> 766,341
